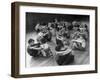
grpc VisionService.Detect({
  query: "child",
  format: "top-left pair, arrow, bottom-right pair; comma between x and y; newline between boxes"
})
55,28 -> 65,49
79,24 -> 88,41
71,35 -> 86,50
55,47 -> 74,65
37,29 -> 53,57
42,29 -> 52,42
55,37 -> 74,65
27,39 -> 43,57
37,25 -> 52,43
40,42 -> 53,57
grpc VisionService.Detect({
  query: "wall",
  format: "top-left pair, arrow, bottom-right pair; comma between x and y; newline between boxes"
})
0,0 -> 100,80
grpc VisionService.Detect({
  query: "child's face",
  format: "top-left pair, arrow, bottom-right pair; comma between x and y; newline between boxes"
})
63,39 -> 69,45
79,36 -> 83,39
41,26 -> 48,33
79,28 -> 86,33
30,41 -> 34,45
73,27 -> 78,31
42,28 -> 48,33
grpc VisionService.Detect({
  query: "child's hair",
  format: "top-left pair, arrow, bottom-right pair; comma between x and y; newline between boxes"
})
28,39 -> 34,44
55,45 -> 62,51
67,23 -> 73,31
72,21 -> 80,27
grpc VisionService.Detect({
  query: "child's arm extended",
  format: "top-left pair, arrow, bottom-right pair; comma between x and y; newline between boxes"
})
71,39 -> 82,43
29,46 -> 42,50
30,43 -> 42,50
56,48 -> 72,56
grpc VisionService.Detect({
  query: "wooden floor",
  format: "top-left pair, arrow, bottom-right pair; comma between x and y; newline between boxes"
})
26,32 -> 89,68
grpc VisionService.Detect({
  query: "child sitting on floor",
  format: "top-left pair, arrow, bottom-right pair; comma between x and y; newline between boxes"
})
71,35 -> 86,50
55,37 -> 74,65
79,24 -> 89,41
27,39 -> 43,57
40,42 -> 53,57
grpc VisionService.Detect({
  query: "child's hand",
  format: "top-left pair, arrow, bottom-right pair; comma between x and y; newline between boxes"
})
40,47 -> 44,50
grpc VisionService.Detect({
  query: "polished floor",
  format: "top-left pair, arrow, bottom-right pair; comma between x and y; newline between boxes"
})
25,32 -> 89,68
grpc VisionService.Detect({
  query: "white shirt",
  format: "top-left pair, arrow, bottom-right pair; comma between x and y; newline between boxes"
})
41,43 -> 49,49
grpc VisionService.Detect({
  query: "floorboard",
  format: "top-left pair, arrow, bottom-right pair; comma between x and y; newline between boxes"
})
26,32 -> 89,68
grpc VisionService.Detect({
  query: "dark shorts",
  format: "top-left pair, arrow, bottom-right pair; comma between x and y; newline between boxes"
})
56,38 -> 64,47
27,48 -> 41,57
56,53 -> 74,65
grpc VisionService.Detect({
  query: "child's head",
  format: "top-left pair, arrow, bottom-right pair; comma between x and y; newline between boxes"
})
79,24 -> 87,33
63,39 -> 70,46
77,35 -> 84,40
28,39 -> 35,45
72,21 -> 80,31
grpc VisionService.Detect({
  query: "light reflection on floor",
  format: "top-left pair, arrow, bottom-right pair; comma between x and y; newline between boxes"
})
25,32 -> 89,68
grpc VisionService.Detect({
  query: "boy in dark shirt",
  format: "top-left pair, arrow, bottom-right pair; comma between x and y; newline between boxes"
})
27,39 -> 43,57
55,37 -> 74,65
